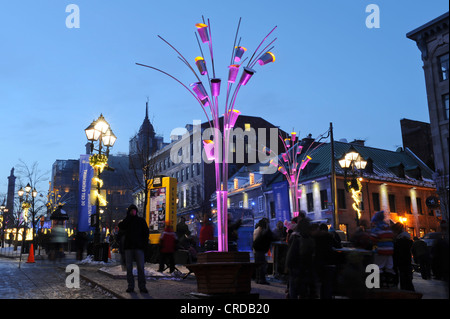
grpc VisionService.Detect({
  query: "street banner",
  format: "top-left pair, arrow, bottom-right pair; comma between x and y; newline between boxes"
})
78,154 -> 95,232
273,181 -> 291,222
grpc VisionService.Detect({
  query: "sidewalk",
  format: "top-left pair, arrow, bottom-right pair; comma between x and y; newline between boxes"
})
77,254 -> 287,299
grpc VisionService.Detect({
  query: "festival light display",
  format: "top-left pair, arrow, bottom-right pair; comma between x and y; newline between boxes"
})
137,17 -> 277,251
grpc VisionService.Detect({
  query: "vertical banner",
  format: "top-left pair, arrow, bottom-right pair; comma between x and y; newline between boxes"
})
273,181 -> 291,222
78,154 -> 95,232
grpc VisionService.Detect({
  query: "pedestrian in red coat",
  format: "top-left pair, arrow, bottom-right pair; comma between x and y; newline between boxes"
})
158,225 -> 177,273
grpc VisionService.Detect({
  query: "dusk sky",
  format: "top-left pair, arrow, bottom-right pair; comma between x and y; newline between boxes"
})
0,1 -> 448,197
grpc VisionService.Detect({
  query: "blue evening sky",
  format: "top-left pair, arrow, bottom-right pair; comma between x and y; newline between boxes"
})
0,0 -> 448,195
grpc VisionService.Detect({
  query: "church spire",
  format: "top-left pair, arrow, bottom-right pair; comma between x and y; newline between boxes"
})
145,97 -> 149,120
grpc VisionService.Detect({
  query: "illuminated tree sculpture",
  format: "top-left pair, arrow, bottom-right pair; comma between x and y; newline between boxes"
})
137,17 -> 277,252
267,132 -> 313,218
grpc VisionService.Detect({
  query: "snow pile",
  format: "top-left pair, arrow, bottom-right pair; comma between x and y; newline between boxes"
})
99,264 -> 186,280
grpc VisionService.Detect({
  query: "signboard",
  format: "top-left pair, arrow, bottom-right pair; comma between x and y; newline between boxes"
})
146,177 -> 177,244
273,181 -> 291,222
78,154 -> 95,232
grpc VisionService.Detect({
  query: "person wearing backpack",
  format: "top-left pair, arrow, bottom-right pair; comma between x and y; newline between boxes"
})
158,224 -> 178,274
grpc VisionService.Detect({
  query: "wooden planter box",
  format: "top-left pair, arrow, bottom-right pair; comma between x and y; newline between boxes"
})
186,251 -> 255,295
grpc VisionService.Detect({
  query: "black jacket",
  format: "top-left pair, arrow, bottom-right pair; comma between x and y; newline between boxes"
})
118,214 -> 149,250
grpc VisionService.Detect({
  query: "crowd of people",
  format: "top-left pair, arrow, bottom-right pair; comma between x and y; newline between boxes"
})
252,210 -> 449,299
70,204 -> 448,297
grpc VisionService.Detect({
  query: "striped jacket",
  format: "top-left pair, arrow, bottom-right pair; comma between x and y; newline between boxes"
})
370,222 -> 394,256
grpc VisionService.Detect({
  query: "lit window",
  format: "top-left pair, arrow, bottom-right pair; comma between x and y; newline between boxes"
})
245,123 -> 251,131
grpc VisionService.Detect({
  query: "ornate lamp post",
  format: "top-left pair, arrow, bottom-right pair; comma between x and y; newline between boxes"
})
137,17 -> 276,252
338,146 -> 367,226
18,183 -> 38,250
84,114 -> 116,260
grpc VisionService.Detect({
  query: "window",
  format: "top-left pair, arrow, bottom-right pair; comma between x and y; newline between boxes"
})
239,201 -> 243,208
419,228 -> 426,238
186,166 -> 190,180
388,194 -> 396,213
320,190 -> 328,210
191,187 -> 196,205
372,192 -> 381,212
439,53 -> 449,81
249,173 -> 255,185
270,201 -> 275,219
258,196 -> 264,212
443,94 -> 449,120
306,193 -> 314,212
245,123 -> 251,131
337,189 -> 346,209
405,196 -> 412,214
416,197 -> 423,215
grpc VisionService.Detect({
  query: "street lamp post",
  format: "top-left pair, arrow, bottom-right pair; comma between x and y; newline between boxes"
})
18,183 -> 38,251
84,113 -> 116,261
0,199 -> 8,248
338,145 -> 367,227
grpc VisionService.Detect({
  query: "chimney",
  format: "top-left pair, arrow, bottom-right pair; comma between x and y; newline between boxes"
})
350,139 -> 365,146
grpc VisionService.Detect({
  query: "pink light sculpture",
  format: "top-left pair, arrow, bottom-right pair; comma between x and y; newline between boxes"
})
274,132 -> 314,218
137,17 -> 277,252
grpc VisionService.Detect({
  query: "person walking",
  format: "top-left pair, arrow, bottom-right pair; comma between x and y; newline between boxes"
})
199,215 -> 214,251
392,222 -> 414,291
118,204 -> 149,293
158,224 -> 177,273
370,211 -> 395,287
411,236 -> 431,279
74,231 -> 87,261
252,218 -> 274,285
285,213 -> 316,299
313,223 -> 337,299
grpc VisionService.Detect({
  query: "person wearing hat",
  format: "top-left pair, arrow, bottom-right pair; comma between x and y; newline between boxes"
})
370,211 -> 395,287
118,204 -> 149,293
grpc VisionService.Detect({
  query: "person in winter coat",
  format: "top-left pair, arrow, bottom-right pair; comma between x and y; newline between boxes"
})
158,225 -> 178,273
252,218 -> 274,284
370,211 -> 395,286
411,236 -> 431,279
199,216 -> 214,250
118,204 -> 149,293
392,222 -> 414,291
313,223 -> 337,299
285,214 -> 316,299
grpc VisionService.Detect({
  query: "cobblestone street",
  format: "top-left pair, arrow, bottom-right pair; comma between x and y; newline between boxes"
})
0,257 -> 115,299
